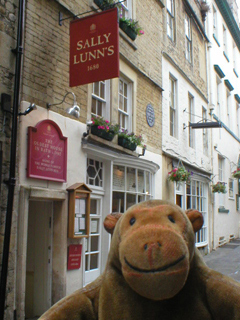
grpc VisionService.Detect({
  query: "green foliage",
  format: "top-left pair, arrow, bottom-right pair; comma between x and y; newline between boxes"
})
118,129 -> 145,147
91,115 -> 119,134
119,17 -> 144,35
212,182 -> 227,193
168,167 -> 191,182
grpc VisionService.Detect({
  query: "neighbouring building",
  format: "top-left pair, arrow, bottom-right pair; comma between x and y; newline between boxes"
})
161,0 -> 212,252
1,0 -> 164,318
205,0 -> 240,249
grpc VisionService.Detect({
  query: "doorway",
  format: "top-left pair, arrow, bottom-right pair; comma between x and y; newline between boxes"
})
25,201 -> 53,319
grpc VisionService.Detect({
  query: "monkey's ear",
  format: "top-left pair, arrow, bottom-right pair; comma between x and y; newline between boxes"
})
185,209 -> 204,233
104,212 -> 122,235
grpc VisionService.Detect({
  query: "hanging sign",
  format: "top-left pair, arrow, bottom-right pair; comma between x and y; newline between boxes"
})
67,244 -> 82,270
27,119 -> 67,182
70,7 -> 119,87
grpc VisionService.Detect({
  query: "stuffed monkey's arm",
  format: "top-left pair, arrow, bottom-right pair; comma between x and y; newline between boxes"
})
205,271 -> 240,320
38,276 -> 102,320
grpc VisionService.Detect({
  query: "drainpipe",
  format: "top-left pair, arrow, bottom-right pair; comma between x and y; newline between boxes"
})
0,0 -> 25,319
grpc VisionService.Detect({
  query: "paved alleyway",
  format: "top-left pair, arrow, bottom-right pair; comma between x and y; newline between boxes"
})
202,239 -> 240,282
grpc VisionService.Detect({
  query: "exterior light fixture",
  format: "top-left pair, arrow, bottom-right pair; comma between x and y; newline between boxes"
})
47,92 -> 80,119
18,103 -> 37,116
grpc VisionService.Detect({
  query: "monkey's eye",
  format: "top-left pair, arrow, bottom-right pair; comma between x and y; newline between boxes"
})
129,217 -> 136,226
168,215 -> 175,223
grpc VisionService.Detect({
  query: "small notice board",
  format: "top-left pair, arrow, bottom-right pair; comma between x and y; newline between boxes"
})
67,183 -> 92,238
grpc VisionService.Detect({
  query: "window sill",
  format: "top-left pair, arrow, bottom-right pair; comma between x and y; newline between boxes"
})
218,207 -> 229,213
157,0 -> 165,8
233,68 -> 239,78
119,29 -> 138,50
223,51 -> 230,62
213,34 -> 220,47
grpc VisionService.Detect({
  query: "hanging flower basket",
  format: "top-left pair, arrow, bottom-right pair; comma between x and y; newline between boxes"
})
90,115 -> 119,142
168,161 -> 191,182
212,182 -> 227,193
232,169 -> 240,179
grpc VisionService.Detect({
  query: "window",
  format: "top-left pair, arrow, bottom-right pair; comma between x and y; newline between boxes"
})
188,94 -> 194,148
112,165 -> 152,213
91,80 -> 110,119
202,107 -> 208,156
186,179 -> 208,245
169,76 -> 177,137
118,0 -> 132,19
185,14 -> 192,62
223,25 -> 228,60
87,158 -> 103,187
228,178 -> 234,198
118,77 -> 132,131
167,0 -> 174,40
237,103 -> 240,138
216,76 -> 221,118
213,6 -> 218,38
218,157 -> 224,182
226,89 -> 231,128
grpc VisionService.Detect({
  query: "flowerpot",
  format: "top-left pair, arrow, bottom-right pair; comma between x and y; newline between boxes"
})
119,21 -> 137,41
118,137 -> 137,151
94,0 -> 104,8
94,0 -> 115,10
91,125 -> 115,141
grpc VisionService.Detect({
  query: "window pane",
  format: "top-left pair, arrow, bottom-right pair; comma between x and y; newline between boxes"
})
113,165 -> 125,190
112,191 -> 125,213
91,200 -> 97,215
127,168 -> 136,192
91,236 -> 99,251
127,194 -> 136,210
138,170 -> 144,193
93,82 -> 99,95
92,99 -> 97,115
90,254 -> 98,270
100,81 -> 105,99
146,172 -> 150,194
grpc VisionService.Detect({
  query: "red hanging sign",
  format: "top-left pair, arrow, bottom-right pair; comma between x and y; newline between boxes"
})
67,244 -> 82,270
70,7 -> 119,87
27,120 -> 67,182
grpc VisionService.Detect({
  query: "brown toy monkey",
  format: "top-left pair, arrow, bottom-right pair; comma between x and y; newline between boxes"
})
39,200 -> 240,320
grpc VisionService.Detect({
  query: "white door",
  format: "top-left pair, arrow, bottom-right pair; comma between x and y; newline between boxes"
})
25,201 -> 53,319
84,197 -> 102,286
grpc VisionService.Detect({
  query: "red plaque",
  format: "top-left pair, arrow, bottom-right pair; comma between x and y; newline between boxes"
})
67,244 -> 82,270
70,7 -> 119,87
27,120 -> 67,182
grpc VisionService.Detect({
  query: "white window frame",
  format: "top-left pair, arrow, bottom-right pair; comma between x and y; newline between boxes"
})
91,80 -> 110,120
223,24 -> 227,57
228,178 -> 234,199
175,179 -> 208,247
213,5 -> 218,39
167,0 -> 175,40
118,76 -> 132,131
237,103 -> 240,138
118,0 -> 132,19
216,76 -> 221,118
112,164 -> 153,213
185,13 -> 192,62
169,75 -> 177,138
226,89 -> 231,128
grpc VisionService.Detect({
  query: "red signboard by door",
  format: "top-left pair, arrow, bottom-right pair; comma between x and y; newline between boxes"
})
68,244 -> 82,270
27,120 -> 67,182
70,7 -> 119,87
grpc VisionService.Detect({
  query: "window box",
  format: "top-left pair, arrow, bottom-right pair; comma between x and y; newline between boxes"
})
118,136 -> 137,151
93,0 -> 116,10
91,125 -> 115,141
119,20 -> 137,41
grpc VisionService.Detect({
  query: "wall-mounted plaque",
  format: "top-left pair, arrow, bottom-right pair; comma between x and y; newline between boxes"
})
27,119 -> 67,182
146,104 -> 155,127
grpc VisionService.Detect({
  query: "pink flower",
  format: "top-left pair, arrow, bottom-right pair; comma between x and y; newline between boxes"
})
139,30 -> 144,34
105,120 -> 110,124
106,126 -> 109,130
173,174 -> 177,177
92,121 -> 95,124
173,168 -> 178,172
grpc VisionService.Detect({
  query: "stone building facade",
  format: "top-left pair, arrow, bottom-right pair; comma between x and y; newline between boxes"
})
0,0 -> 239,319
